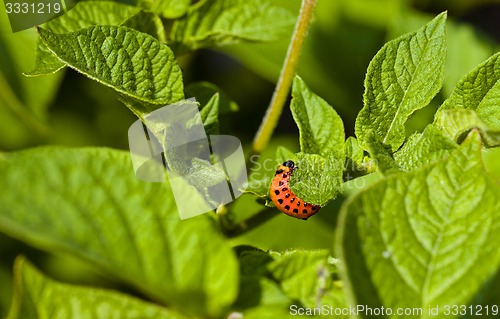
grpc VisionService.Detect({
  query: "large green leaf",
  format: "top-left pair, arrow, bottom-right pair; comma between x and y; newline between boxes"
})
394,124 -> 458,171
388,10 -> 495,99
290,76 -> 345,157
437,52 -> 500,131
355,12 -> 447,152
169,0 -> 296,54
0,147 -> 238,317
37,26 -> 184,118
7,257 -> 189,319
337,131 -> 500,318
26,1 -> 141,76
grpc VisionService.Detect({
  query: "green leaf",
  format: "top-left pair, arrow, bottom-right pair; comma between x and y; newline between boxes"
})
363,133 -> 402,175
233,249 -> 292,310
434,109 -> 500,147
344,136 -> 371,180
291,76 -> 345,157
8,257 -> 189,319
337,131 -> 500,318
0,147 -> 238,317
169,0 -> 296,54
388,10 -> 496,98
0,10 -> 62,146
288,153 -> 344,206
185,81 -> 239,113
25,1 -> 141,76
394,124 -> 458,171
268,250 -> 347,311
200,93 -> 220,135
24,44 -> 67,77
234,248 -> 347,317
139,0 -> 190,19
355,12 -> 447,152
437,52 -> 500,131
121,11 -> 167,42
36,26 -> 184,118
242,306 -> 296,319
146,99 -> 228,196
39,1 -> 140,31
345,137 -> 364,166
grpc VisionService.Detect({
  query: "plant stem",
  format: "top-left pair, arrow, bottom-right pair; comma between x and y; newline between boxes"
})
224,0 -> 317,238
252,0 -> 317,154
222,207 -> 280,238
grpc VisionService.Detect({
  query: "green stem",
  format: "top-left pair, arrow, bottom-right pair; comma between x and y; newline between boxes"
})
223,0 -> 317,238
221,207 -> 280,238
252,0 -> 317,154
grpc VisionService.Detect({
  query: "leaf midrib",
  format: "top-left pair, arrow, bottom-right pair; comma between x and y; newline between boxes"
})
383,32 -> 438,147
420,167 -> 482,307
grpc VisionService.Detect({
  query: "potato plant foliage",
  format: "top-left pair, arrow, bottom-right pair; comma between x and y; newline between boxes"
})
1,1 -> 500,318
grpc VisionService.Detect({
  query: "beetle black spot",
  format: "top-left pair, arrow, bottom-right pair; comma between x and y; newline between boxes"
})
293,208 -> 299,213
278,199 -> 284,204
281,187 -> 288,192
302,209 -> 308,214
296,201 -> 301,206
284,205 -> 290,210
278,181 -> 284,186
304,203 -> 308,207
282,174 -> 287,178
274,190 -> 280,195
312,206 -> 318,210
276,169 -> 284,174
285,193 -> 291,199
290,197 -> 295,203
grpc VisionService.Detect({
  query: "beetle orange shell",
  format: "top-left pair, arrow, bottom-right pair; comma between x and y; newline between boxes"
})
270,160 -> 320,220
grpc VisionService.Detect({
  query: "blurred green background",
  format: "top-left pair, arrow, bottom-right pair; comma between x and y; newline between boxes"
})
1,0 -> 500,316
